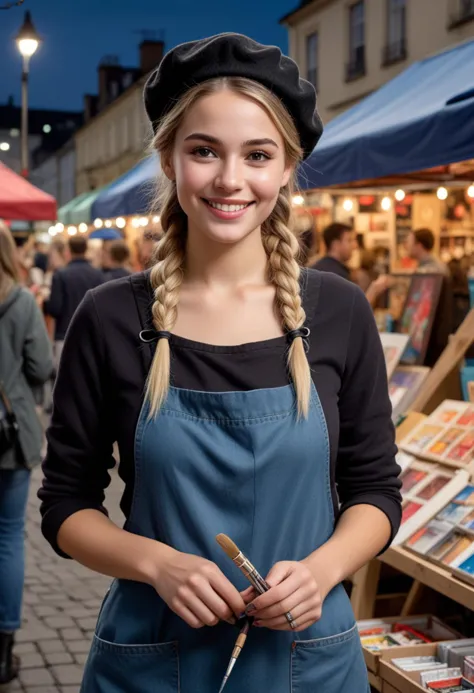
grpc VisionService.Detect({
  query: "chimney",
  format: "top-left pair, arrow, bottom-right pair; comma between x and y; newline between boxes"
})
139,40 -> 164,75
83,94 -> 98,123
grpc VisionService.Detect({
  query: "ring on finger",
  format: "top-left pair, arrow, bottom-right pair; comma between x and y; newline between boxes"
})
285,611 -> 297,629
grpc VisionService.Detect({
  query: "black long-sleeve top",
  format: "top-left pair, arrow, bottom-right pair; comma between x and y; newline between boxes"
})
38,268 -> 402,557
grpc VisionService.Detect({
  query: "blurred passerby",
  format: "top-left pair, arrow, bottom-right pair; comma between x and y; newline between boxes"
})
405,228 -> 449,276
313,223 -> 392,306
102,240 -> 132,281
0,222 -> 53,685
353,249 -> 377,293
137,230 -> 161,270
43,236 -> 104,371
311,222 -> 355,280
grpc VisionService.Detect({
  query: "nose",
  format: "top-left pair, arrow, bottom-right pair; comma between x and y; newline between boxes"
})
214,156 -> 244,192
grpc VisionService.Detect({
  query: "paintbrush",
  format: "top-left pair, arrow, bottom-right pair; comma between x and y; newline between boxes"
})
217,618 -> 250,693
216,533 -> 271,596
215,534 -> 271,693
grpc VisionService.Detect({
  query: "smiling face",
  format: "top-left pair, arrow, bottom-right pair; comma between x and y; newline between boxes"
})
163,89 -> 292,245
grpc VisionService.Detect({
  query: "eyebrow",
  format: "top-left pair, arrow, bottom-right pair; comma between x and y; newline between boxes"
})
183,133 -> 279,148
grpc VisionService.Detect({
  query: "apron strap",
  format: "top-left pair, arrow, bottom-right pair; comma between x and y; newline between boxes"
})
299,267 -> 321,335
130,267 -> 321,375
130,270 -> 156,376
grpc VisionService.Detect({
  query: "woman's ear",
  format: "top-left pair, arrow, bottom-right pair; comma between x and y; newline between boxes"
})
281,164 -> 293,189
161,155 -> 175,181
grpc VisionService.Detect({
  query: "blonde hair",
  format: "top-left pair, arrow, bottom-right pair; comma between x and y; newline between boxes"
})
0,222 -> 20,302
146,77 -> 311,417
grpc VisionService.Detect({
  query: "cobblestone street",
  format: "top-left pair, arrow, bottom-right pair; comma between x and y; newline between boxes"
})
4,466 -> 124,693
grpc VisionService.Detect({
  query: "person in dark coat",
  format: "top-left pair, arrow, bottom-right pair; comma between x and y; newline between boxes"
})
102,240 -> 132,282
43,236 -> 104,369
0,223 -> 53,684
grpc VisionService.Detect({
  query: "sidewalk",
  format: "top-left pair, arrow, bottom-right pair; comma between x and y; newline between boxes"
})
7,466 -> 124,693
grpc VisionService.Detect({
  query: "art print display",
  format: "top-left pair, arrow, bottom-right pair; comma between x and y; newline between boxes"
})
400,401 -> 474,466
398,274 -> 443,365
380,332 -> 410,380
388,365 -> 430,422
394,467 -> 470,546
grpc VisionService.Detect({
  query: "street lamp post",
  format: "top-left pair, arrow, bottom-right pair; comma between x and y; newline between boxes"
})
15,11 -> 40,178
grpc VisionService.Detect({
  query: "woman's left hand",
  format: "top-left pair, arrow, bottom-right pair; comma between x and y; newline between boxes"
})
242,561 -> 324,632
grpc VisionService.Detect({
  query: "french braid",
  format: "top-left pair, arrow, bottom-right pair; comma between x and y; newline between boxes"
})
262,190 -> 311,417
145,197 -> 186,416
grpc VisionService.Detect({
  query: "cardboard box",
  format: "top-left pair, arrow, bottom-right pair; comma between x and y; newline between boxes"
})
358,615 -> 460,675
379,643 -> 442,692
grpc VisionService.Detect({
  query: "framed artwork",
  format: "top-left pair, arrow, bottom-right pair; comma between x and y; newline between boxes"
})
398,274 -> 443,365
380,333 -> 410,380
389,365 -> 430,422
388,274 -> 412,322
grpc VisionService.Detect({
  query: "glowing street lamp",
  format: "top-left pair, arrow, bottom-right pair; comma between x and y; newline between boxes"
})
15,11 -> 41,177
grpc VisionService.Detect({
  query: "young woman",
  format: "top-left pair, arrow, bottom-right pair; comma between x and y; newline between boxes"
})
39,34 -> 401,693
0,223 -> 53,684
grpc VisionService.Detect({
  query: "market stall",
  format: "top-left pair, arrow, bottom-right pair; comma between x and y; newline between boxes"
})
0,161 -> 56,221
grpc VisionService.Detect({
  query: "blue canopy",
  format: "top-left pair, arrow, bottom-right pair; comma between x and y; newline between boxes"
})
91,154 -> 160,219
300,39 -> 474,189
89,227 -> 122,240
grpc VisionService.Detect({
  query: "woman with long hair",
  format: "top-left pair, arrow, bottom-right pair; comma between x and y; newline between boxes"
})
39,34 -> 401,692
0,222 -> 52,684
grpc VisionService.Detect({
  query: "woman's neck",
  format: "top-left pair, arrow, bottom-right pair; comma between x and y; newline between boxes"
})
184,225 -> 269,289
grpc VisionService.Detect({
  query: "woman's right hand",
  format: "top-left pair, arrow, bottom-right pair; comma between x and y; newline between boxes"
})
152,546 -> 246,629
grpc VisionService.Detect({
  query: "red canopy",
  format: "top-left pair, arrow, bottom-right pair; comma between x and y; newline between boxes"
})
0,161 -> 57,221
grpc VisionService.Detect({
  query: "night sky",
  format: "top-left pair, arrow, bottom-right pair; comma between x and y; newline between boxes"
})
0,0 -> 294,112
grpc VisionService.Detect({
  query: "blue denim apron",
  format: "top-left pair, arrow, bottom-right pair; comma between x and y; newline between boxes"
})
81,378 -> 369,692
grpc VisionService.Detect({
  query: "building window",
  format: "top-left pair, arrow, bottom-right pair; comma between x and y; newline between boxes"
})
461,0 -> 474,16
449,0 -> 474,28
346,1 -> 366,82
383,0 -> 407,66
306,32 -> 319,90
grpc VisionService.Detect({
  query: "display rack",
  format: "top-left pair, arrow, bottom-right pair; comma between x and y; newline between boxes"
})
349,308 -> 474,690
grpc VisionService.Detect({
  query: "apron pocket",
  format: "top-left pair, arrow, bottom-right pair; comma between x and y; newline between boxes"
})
81,635 -> 179,693
291,623 -> 368,693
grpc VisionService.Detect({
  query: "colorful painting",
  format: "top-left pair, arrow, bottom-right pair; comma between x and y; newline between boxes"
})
398,274 -> 443,365
380,333 -> 410,380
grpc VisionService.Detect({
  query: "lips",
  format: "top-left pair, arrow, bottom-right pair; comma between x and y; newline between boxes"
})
202,198 -> 255,220
203,199 -> 254,212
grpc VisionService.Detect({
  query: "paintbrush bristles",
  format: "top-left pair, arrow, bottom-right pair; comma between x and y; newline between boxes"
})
216,533 -> 240,560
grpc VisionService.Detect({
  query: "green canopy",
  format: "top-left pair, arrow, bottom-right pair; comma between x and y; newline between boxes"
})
57,192 -> 91,224
69,187 -> 108,225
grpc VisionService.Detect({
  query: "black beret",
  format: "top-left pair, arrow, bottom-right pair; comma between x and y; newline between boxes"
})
144,33 -> 323,159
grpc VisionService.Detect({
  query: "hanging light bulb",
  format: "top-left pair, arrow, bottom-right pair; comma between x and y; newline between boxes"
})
104,220 -> 112,228
67,226 -> 77,236
437,186 -> 448,200
94,218 -> 103,228
48,226 -> 56,236
79,223 -> 88,233
116,217 -> 126,228
55,222 -> 64,232
292,194 -> 304,206
152,215 -> 160,224
342,198 -> 353,212
467,184 -> 474,200
395,189 -> 405,202
139,217 -> 149,227
381,196 -> 392,211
